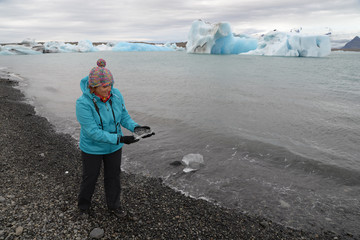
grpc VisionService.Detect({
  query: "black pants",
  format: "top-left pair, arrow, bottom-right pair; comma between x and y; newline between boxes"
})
78,148 -> 122,210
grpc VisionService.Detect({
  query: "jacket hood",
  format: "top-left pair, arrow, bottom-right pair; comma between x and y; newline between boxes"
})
80,76 -> 92,98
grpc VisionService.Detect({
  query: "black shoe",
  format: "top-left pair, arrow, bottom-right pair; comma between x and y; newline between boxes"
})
79,208 -> 93,219
109,208 -> 127,219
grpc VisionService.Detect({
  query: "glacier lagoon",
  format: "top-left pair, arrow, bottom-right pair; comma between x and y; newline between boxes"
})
0,50 -> 359,236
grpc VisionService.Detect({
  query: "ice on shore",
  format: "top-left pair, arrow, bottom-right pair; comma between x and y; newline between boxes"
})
182,153 -> 204,173
186,20 -> 331,57
186,20 -> 258,54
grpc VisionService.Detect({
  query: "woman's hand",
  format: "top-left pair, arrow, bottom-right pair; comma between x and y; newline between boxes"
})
120,136 -> 139,144
134,126 -> 155,139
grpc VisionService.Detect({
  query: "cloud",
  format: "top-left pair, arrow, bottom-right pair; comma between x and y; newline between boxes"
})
0,0 -> 359,43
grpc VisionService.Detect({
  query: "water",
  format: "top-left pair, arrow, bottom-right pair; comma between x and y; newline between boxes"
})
1,51 -> 359,236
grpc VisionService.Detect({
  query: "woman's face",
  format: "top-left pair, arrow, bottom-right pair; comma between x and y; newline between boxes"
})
93,84 -> 111,98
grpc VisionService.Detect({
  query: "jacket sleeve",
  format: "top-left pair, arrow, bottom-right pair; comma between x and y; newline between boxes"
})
118,93 -> 139,132
76,98 -> 118,144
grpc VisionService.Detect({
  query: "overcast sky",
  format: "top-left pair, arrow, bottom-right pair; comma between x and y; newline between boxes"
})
1,0 -> 359,44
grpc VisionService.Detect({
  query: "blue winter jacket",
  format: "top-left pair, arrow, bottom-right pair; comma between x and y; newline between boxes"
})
76,76 -> 139,155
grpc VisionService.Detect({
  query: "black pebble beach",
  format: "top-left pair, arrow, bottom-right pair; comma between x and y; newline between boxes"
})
0,77 -> 347,239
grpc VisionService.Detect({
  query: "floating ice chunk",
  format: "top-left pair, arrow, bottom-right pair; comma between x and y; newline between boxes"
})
21,38 -> 37,47
181,153 -> 204,173
112,42 -> 174,52
43,41 -> 74,53
0,47 -> 15,55
96,43 -> 114,51
244,31 -> 331,57
0,45 -> 42,55
164,42 -> 185,51
43,40 -> 98,53
186,20 -> 258,54
76,40 -> 98,52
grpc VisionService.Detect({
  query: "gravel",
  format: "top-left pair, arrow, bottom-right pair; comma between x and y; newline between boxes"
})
0,77 -> 348,239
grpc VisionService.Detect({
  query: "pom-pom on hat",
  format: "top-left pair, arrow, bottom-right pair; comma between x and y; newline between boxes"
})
88,59 -> 114,87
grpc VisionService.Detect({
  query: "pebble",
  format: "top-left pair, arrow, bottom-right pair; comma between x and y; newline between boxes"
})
15,226 -> 23,236
89,228 -> 104,239
0,196 -> 5,202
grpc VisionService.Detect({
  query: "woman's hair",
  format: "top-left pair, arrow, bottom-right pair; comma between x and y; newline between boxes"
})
89,86 -> 96,94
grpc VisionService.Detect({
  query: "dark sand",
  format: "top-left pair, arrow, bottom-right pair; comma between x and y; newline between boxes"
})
0,77 -> 346,239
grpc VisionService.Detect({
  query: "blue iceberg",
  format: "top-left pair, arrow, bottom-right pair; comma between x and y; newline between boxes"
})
186,20 -> 331,57
186,20 -> 257,54
0,44 -> 42,55
112,42 -> 174,52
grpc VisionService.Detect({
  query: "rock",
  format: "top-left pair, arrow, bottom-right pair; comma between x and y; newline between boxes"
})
89,228 -> 104,239
170,160 -> 182,166
15,226 -> 24,235
260,221 -> 269,228
279,199 -> 290,208
0,196 -> 5,202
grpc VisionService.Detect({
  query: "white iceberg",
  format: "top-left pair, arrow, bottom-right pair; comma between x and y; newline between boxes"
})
244,31 -> 331,57
43,40 -> 98,53
95,42 -> 115,51
164,42 -> 185,51
186,20 -> 258,54
181,153 -> 204,173
43,41 -> 73,53
21,38 -> 37,47
76,40 -> 99,52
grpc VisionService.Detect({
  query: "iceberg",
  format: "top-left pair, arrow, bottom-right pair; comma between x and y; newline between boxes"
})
0,44 -> 42,55
95,42 -> 115,51
186,20 -> 331,57
181,153 -> 204,173
0,39 -> 181,55
186,20 -> 258,54
76,40 -> 99,52
21,38 -> 37,47
112,42 -> 174,52
244,31 -> 331,57
43,40 -> 98,53
164,42 -> 185,51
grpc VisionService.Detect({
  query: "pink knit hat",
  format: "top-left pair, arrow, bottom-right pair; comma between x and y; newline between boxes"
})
88,59 -> 114,87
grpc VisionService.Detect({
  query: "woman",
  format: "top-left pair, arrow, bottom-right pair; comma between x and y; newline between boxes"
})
76,59 -> 153,218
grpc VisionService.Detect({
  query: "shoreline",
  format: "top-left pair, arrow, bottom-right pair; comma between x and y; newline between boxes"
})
0,77 -> 345,239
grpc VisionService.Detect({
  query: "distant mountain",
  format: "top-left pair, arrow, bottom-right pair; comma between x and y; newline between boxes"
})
342,36 -> 360,49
